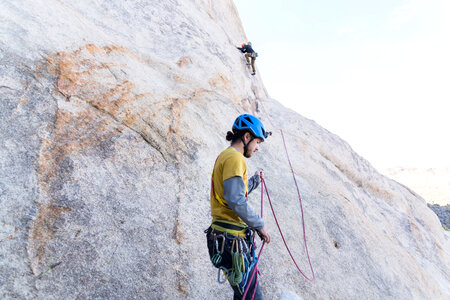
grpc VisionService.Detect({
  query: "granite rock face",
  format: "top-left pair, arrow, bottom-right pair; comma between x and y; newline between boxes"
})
1,1 -> 449,299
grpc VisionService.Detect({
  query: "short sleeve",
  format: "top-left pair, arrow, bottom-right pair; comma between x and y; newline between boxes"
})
222,155 -> 246,181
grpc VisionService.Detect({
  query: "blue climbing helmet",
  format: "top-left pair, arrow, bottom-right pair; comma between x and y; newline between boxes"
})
232,114 -> 270,141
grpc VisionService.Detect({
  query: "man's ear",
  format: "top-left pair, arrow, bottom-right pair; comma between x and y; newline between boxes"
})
243,132 -> 251,143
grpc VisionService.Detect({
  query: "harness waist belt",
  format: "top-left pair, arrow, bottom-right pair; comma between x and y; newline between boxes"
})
211,220 -> 247,237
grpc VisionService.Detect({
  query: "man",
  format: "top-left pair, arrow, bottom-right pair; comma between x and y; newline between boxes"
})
237,42 -> 258,75
206,114 -> 271,300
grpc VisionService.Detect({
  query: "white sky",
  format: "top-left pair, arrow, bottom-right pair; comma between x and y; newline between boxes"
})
235,0 -> 450,170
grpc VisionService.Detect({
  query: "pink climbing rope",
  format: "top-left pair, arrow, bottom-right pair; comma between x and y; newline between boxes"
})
242,240 -> 265,299
243,171 -> 265,300
261,100 -> 315,282
241,105 -> 316,299
242,168 -> 315,299
242,102 -> 315,300
263,173 -> 315,282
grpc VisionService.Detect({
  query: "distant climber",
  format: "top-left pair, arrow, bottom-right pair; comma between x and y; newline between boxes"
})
205,114 -> 271,300
237,42 -> 258,75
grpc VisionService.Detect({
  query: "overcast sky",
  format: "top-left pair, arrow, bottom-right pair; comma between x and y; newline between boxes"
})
234,0 -> 450,170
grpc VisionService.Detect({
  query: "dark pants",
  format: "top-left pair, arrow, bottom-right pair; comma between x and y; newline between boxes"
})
206,227 -> 263,300
244,53 -> 256,73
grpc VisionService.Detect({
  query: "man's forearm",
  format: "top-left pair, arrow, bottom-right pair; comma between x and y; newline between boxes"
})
247,174 -> 260,194
223,176 -> 264,229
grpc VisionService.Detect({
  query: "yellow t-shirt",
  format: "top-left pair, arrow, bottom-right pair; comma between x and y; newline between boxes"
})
210,147 -> 249,225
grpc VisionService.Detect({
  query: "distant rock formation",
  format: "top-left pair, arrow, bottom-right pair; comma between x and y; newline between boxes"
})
428,204 -> 450,229
1,1 -> 449,299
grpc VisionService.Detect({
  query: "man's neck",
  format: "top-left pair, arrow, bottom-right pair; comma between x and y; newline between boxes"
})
231,142 -> 244,155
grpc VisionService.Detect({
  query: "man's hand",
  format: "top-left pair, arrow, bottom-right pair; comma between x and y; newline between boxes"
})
255,169 -> 264,181
257,226 -> 271,244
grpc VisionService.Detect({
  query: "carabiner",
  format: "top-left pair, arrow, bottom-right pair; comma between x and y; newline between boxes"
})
217,266 -> 229,284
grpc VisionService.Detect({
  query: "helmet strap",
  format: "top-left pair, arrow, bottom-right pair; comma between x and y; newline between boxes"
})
240,135 -> 254,157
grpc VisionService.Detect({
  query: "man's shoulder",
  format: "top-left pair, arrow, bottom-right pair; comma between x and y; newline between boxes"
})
219,147 -> 244,163
219,148 -> 247,179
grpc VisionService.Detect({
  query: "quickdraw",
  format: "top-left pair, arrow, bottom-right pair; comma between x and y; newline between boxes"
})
211,234 -> 225,267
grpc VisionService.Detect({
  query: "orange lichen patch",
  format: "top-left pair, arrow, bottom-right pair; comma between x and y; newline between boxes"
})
30,102 -> 120,269
175,266 -> 189,295
18,96 -> 28,106
177,56 -> 192,68
209,74 -> 241,106
85,43 -> 103,55
167,88 -> 210,134
149,97 -> 175,107
29,203 -> 71,264
170,98 -> 189,120
104,45 -> 130,54
42,43 -> 207,159
173,217 -> 184,244
208,73 -> 232,92
172,87 -> 211,133
191,88 -> 209,97
177,276 -> 189,296
37,108 -> 112,188
104,45 -> 153,65
44,44 -> 204,146
30,44 -> 207,267
167,98 -> 189,134
173,75 -> 186,82
90,80 -> 135,112
45,44 -> 156,129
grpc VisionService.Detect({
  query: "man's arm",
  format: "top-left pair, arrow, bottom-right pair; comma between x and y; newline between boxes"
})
223,176 -> 264,229
247,174 -> 261,194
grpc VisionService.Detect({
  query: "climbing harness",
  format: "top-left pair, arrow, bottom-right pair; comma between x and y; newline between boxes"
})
209,224 -> 260,298
211,220 -> 247,238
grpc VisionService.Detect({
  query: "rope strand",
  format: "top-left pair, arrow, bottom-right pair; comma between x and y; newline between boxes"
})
263,176 -> 315,281
259,99 -> 315,281
241,100 -> 315,300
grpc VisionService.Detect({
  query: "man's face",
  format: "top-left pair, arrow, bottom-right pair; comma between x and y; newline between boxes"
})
244,133 -> 262,158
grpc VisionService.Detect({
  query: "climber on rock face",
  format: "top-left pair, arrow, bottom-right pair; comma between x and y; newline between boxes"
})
237,42 -> 258,76
205,114 -> 271,300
